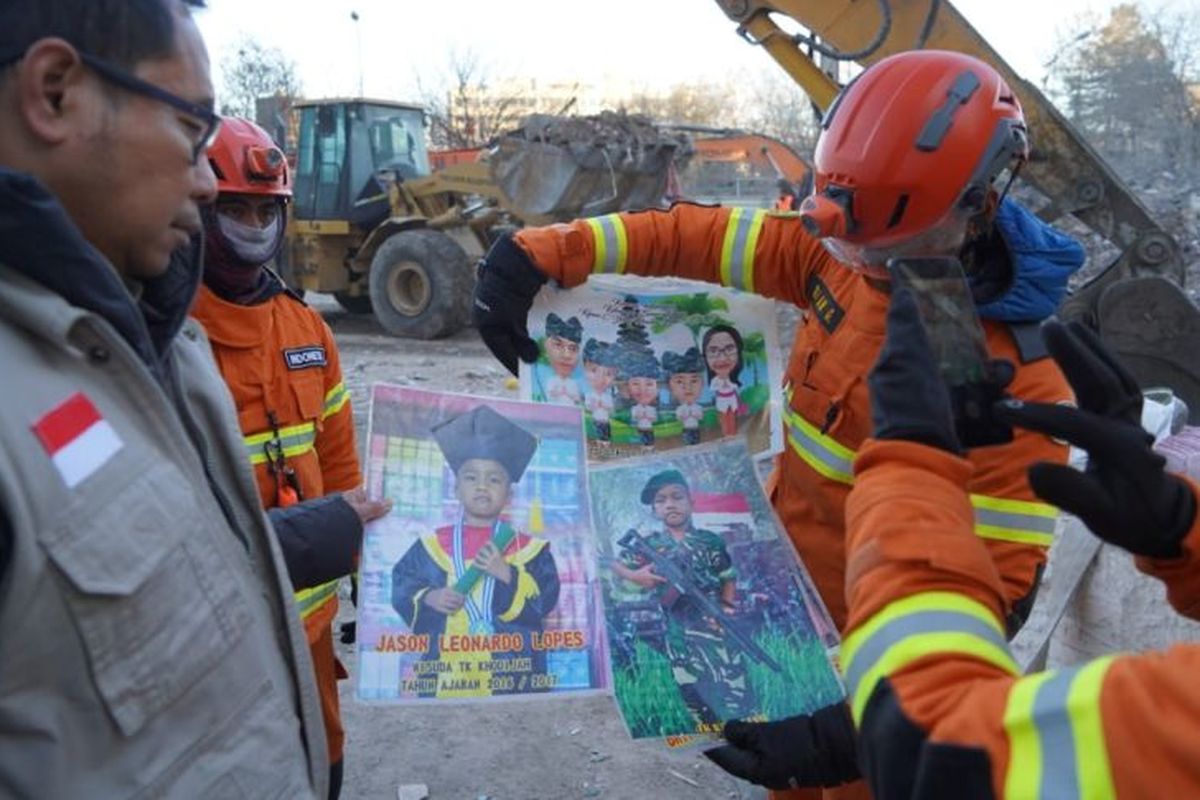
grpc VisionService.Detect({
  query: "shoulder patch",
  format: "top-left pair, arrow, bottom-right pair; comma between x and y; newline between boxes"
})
805,274 -> 845,334
283,345 -> 327,370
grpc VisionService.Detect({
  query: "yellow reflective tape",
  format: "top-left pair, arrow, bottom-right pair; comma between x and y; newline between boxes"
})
323,382 -> 350,419
586,217 -> 607,273
1070,656 -> 1117,800
586,215 -> 627,274
970,494 -> 1059,519
850,630 -> 1018,724
243,422 -> 316,465
295,578 -> 339,618
1003,670 -> 1053,798
739,209 -> 765,293
842,591 -> 1006,675
971,494 -> 1058,547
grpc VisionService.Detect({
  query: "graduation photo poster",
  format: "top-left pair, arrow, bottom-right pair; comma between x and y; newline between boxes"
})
587,440 -> 844,744
357,386 -> 609,703
519,276 -> 784,461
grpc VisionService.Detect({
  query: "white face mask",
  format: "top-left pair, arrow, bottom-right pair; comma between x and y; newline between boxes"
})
217,213 -> 281,265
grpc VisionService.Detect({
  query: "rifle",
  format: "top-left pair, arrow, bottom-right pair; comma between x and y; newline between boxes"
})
617,529 -> 782,672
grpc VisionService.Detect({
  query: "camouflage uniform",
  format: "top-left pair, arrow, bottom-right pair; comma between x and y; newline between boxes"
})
619,525 -> 753,723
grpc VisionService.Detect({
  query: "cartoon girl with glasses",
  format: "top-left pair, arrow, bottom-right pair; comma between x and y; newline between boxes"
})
702,325 -> 744,437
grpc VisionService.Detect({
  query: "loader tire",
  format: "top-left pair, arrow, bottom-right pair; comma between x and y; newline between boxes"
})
333,290 -> 373,315
368,228 -> 472,339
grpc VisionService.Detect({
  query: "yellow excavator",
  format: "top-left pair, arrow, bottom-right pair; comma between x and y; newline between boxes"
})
709,0 -> 1200,418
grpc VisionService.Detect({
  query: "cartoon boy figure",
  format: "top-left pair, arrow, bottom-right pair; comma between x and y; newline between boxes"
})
582,338 -> 618,442
624,350 -> 660,448
391,405 -> 560,698
543,313 -> 583,406
663,347 -> 705,446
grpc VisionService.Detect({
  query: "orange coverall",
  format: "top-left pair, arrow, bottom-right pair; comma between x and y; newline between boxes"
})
843,438 -> 1200,798
192,284 -> 361,764
515,204 -> 1071,799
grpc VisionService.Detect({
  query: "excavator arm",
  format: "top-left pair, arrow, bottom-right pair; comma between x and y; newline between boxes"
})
714,0 -> 1200,418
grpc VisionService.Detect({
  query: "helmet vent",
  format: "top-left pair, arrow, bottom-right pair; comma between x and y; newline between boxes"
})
886,194 -> 909,229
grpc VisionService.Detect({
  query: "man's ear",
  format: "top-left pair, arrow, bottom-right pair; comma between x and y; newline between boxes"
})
14,38 -> 91,146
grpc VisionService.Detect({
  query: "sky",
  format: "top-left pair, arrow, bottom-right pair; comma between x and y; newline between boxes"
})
195,0 -> 1196,105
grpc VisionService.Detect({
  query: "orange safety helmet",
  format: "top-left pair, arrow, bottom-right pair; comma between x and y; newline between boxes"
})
799,50 -> 1028,275
206,117 -> 291,198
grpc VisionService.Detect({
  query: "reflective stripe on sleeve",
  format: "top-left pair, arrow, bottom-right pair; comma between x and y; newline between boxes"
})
780,387 -> 1057,542
840,591 -> 1017,724
719,208 -> 765,292
295,578 -> 340,619
585,214 -> 628,275
1003,655 -> 1117,799
971,493 -> 1058,547
244,422 -> 316,465
782,399 -> 856,484
322,381 -> 350,419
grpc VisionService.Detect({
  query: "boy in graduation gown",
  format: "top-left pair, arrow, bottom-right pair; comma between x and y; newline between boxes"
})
390,406 -> 561,698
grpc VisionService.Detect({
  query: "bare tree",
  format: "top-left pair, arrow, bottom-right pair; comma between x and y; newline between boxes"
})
736,71 -> 820,156
219,37 -> 302,140
417,48 -> 528,149
620,82 -> 734,127
1047,3 -> 1199,174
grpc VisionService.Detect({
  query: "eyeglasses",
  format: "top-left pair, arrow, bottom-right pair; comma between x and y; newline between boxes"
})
78,52 -> 220,165
705,344 -> 739,359
1,46 -> 221,165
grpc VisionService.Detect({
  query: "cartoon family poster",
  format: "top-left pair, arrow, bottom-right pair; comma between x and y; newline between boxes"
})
520,276 -> 784,461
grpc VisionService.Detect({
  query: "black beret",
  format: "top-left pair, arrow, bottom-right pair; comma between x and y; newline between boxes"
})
640,469 -> 690,504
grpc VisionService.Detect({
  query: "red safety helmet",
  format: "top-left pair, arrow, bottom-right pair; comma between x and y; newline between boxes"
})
206,117 -> 291,198
799,50 -> 1028,276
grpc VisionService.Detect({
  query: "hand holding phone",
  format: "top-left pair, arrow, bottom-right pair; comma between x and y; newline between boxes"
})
886,257 -> 1014,448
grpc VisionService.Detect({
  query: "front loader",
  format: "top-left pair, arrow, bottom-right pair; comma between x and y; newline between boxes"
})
282,100 -> 686,339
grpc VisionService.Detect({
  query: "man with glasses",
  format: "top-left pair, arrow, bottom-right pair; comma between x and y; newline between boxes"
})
0,1 -> 327,796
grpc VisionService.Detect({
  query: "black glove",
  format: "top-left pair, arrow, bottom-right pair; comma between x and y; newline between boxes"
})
703,704 -> 860,790
471,234 -> 547,375
870,286 -> 1014,452
995,321 -> 1195,559
869,286 -> 961,453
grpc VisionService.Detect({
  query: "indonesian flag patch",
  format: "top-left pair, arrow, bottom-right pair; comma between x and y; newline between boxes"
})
33,392 -> 124,488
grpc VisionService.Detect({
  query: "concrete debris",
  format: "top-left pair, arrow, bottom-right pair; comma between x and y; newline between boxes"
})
667,769 -> 701,788
396,784 -> 429,800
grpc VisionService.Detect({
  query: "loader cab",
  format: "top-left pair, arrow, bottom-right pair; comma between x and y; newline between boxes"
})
291,99 -> 430,226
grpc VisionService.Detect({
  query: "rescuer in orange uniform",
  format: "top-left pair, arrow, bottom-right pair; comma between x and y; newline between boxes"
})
191,118 -> 367,798
846,286 -> 1200,798
472,51 -> 1085,797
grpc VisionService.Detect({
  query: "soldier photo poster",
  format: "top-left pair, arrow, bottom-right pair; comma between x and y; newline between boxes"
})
587,440 -> 843,743
520,276 -> 784,461
356,386 -> 609,703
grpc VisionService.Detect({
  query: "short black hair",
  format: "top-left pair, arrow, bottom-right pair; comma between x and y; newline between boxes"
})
0,0 -> 206,70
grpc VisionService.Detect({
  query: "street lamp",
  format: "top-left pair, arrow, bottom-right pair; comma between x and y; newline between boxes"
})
351,10 -> 363,97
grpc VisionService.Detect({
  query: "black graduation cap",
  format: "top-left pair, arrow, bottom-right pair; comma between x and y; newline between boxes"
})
431,405 -> 538,482
546,313 -> 583,343
640,469 -> 690,504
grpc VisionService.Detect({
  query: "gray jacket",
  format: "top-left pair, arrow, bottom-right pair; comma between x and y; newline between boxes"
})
0,169 -> 326,798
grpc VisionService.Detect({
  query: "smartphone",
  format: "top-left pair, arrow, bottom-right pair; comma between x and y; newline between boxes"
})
887,256 -> 1012,447
887,256 -> 989,387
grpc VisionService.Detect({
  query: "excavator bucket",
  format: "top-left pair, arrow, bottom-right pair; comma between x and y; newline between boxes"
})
1095,277 -> 1200,423
487,112 -> 690,220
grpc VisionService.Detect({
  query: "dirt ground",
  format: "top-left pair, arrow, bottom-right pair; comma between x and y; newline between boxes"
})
314,295 -> 768,800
